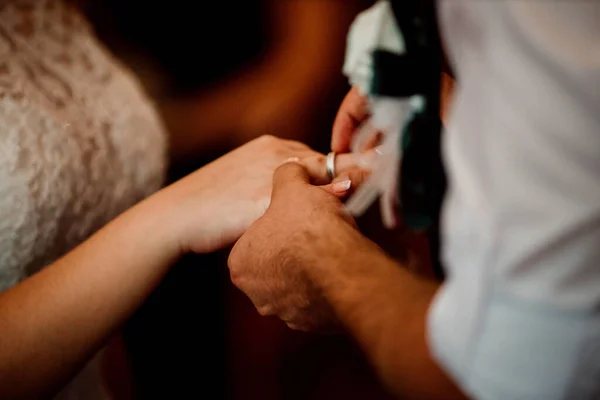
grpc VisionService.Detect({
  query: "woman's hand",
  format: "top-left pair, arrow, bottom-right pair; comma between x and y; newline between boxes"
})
160,135 -> 365,255
0,135 -> 370,398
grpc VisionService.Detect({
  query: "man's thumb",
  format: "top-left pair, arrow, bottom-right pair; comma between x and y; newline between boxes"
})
272,160 -> 310,194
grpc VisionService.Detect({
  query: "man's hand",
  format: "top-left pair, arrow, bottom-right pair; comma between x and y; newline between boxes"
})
227,161 -> 466,399
227,161 -> 365,332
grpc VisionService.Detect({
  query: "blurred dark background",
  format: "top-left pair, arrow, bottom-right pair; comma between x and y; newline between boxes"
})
87,2 -> 266,97
79,1 -> 406,399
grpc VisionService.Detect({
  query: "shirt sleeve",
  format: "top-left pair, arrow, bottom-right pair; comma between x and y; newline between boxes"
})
430,2 -> 600,399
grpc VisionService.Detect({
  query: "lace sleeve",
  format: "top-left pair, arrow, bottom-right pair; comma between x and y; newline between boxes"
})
0,0 -> 167,291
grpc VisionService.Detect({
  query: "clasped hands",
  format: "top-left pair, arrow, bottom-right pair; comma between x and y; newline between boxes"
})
161,88 -> 372,332
228,88 -> 374,332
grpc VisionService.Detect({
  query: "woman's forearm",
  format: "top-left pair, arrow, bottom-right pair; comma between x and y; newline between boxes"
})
0,193 -> 180,399
0,135 -> 330,399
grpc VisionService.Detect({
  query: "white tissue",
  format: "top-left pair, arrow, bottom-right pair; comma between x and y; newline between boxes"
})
342,0 -> 420,228
342,0 -> 405,95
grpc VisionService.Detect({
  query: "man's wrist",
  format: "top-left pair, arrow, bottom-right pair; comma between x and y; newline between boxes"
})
304,216 -> 391,295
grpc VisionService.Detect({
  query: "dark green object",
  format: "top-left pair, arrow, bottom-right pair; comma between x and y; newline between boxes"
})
371,0 -> 446,278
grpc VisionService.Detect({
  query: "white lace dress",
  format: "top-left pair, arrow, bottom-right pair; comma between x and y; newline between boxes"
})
0,0 -> 167,397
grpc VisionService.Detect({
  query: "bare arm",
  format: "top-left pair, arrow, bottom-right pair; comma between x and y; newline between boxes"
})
0,191 -> 178,398
306,221 -> 464,399
0,136 -> 336,399
228,163 -> 466,399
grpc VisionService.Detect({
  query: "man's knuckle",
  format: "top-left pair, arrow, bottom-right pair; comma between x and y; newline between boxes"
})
227,250 -> 241,271
285,322 -> 301,331
229,270 -> 242,287
257,304 -> 275,317
286,321 -> 311,332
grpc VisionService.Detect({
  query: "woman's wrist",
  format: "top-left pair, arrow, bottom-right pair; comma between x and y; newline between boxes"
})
116,188 -> 187,264
143,169 -> 219,256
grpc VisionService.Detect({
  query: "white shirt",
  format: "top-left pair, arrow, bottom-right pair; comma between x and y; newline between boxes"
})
429,2 -> 600,399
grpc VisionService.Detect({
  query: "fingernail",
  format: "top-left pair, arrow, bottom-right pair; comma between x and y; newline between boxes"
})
333,179 -> 352,193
